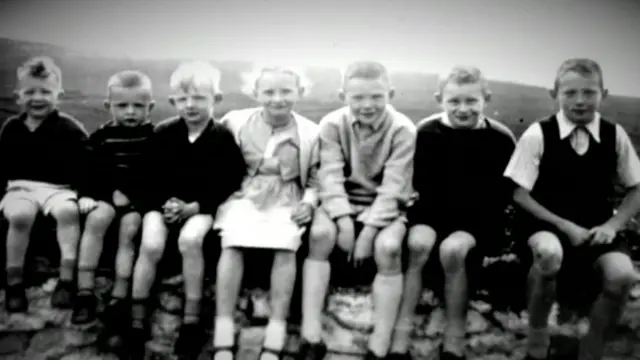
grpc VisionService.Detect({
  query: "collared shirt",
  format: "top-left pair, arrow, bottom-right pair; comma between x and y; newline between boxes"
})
504,111 -> 640,191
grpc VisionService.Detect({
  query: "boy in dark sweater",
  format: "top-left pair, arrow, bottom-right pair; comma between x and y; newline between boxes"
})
505,58 -> 640,360
0,57 -> 87,313
128,61 -> 246,360
71,71 -> 155,334
393,66 -> 516,360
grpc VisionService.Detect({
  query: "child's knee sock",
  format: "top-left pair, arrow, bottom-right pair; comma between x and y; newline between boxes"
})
183,297 -> 201,325
59,259 -> 75,282
213,316 -> 235,347
264,318 -> 287,351
6,266 -> 23,286
111,276 -> 130,299
77,267 -> 95,293
301,259 -> 331,343
368,273 -> 403,357
526,327 -> 550,359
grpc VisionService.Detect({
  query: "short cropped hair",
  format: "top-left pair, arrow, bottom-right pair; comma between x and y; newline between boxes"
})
170,60 -> 222,95
107,70 -> 153,98
16,56 -> 62,88
554,58 -> 604,89
437,66 -> 490,95
241,63 -> 311,96
341,61 -> 390,87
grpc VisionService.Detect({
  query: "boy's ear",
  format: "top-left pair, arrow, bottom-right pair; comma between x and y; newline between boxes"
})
434,92 -> 443,104
13,90 -> 20,102
484,90 -> 492,103
56,89 -> 65,100
338,89 -> 346,102
103,100 -> 110,111
548,88 -> 558,100
388,87 -> 395,100
168,97 -> 176,107
147,100 -> 156,112
601,88 -> 609,100
214,93 -> 223,104
298,87 -> 306,98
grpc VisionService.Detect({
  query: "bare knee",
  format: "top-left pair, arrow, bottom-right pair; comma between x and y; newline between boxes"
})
407,224 -> 436,262
4,202 -> 38,230
85,202 -> 116,233
308,210 -> 337,259
178,230 -> 206,257
598,252 -> 637,296
139,212 -> 167,262
374,233 -> 403,263
528,231 -> 563,276
439,231 -> 476,273
50,201 -> 80,225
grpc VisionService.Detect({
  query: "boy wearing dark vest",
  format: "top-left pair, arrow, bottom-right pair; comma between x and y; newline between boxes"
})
390,66 -> 516,360
505,58 -> 640,360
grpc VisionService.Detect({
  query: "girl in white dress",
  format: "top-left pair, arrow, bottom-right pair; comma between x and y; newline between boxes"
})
212,64 -> 319,360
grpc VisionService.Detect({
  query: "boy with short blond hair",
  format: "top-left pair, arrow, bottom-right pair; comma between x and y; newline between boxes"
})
0,56 -> 87,313
71,71 -> 156,336
505,58 -> 640,360
298,61 -> 416,360
391,66 -> 516,360
127,61 -> 246,359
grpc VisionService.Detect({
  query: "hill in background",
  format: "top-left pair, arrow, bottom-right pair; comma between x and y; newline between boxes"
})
1,37 -> 639,143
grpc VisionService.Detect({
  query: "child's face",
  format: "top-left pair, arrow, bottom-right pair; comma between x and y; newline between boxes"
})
170,84 -> 217,124
437,81 -> 488,129
340,77 -> 393,124
254,71 -> 303,119
15,76 -> 62,120
105,86 -> 154,127
552,71 -> 607,125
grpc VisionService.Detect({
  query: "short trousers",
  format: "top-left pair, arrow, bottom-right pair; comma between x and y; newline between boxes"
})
513,220 -> 632,310
0,180 -> 77,216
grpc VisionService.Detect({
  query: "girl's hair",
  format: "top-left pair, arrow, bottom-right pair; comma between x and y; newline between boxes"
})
170,60 -> 222,95
241,63 -> 312,96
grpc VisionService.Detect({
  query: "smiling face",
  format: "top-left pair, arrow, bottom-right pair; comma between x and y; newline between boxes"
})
254,70 -> 303,121
15,75 -> 62,120
169,83 -> 217,125
438,81 -> 488,129
340,76 -> 393,124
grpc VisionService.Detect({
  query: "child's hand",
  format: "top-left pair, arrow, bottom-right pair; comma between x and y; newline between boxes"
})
562,221 -> 591,247
113,190 -> 130,207
78,197 -> 98,215
352,225 -> 378,267
162,197 -> 184,224
291,202 -> 313,226
336,216 -> 356,258
180,202 -> 200,219
588,223 -> 618,245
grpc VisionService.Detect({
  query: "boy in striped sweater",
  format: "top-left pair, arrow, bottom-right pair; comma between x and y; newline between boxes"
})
71,71 -> 156,341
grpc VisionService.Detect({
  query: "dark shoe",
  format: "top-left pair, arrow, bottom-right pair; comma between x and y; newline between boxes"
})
174,322 -> 208,359
97,298 -> 130,352
258,347 -> 284,360
5,283 -> 28,313
364,350 -> 386,360
386,352 -> 412,360
127,325 -> 149,360
297,340 -> 327,360
523,346 -> 553,360
50,280 -> 74,308
71,290 -> 98,325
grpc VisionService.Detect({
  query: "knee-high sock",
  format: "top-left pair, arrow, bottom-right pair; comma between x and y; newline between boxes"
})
368,273 -> 403,357
301,259 -> 331,343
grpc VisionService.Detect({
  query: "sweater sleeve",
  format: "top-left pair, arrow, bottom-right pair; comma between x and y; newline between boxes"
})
62,120 -> 90,191
406,126 -> 437,225
318,117 -> 353,219
362,124 -> 417,228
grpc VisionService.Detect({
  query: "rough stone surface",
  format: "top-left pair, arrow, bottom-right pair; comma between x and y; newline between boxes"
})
1,274 -> 640,360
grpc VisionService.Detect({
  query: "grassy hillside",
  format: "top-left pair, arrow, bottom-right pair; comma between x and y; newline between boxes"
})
1,37 -> 639,144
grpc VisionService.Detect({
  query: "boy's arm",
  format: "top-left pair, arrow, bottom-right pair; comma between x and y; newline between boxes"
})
406,126 -> 434,224
603,126 -> 640,231
363,124 -> 417,228
505,124 -> 572,231
64,121 -> 90,192
318,119 -> 353,219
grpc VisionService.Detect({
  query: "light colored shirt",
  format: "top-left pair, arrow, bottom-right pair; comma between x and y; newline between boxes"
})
504,111 -> 640,191
318,105 -> 417,228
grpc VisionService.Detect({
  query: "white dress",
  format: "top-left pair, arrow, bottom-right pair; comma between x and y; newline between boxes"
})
214,111 -> 305,251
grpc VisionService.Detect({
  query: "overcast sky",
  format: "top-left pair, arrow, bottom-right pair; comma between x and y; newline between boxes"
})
1,0 -> 639,96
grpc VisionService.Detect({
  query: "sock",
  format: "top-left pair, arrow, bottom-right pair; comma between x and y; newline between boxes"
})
77,267 -> 95,292
443,328 -> 466,356
59,259 -> 75,282
111,276 -> 130,299
183,298 -> 201,325
579,290 -> 626,360
131,299 -> 147,329
368,273 -> 403,357
213,316 -> 235,346
301,259 -> 330,343
6,266 -> 23,286
264,319 -> 287,350
527,327 -> 550,359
